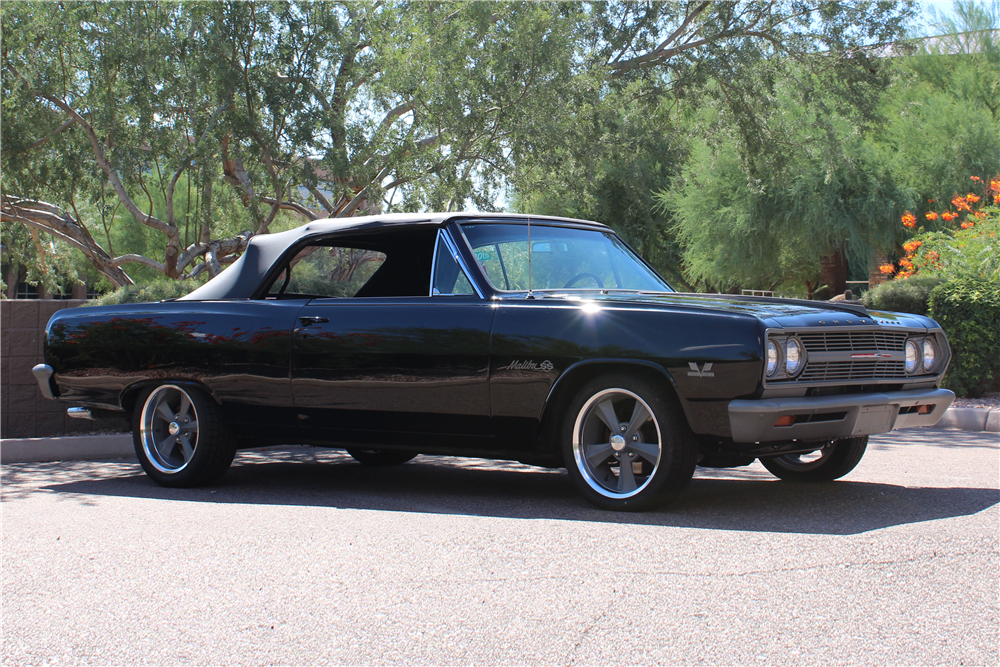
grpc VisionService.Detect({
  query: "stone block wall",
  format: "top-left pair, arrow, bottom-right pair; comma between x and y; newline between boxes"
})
1,300 -> 130,439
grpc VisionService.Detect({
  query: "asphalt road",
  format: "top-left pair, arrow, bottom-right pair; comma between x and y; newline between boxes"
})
3,428 -> 998,665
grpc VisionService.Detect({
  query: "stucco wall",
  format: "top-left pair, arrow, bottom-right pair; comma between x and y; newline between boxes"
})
1,300 -> 130,439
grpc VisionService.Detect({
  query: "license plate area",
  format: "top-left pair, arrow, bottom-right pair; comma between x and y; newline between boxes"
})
853,405 -> 895,435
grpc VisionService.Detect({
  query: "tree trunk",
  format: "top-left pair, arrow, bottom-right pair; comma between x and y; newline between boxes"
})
819,247 -> 847,299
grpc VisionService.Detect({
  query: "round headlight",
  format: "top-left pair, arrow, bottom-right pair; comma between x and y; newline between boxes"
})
766,339 -> 779,377
785,338 -> 804,376
904,339 -> 920,374
922,338 -> 936,372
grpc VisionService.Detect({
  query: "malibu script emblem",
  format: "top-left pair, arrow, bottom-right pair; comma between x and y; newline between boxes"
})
501,359 -> 554,371
687,362 -> 715,378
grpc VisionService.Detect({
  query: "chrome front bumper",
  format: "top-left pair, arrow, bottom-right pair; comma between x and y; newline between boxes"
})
728,388 -> 955,443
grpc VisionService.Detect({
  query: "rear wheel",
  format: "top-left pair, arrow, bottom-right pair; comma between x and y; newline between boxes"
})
133,384 -> 237,487
347,449 -> 418,466
563,375 -> 697,511
759,436 -> 868,482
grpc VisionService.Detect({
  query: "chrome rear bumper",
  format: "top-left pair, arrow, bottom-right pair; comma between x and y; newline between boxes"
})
728,388 -> 955,443
32,364 -> 57,400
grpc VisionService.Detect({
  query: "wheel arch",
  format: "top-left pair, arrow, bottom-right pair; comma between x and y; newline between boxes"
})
536,359 -> 686,457
120,378 -> 222,421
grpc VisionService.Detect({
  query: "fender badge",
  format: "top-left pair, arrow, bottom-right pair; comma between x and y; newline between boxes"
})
688,362 -> 715,378
500,359 -> 554,371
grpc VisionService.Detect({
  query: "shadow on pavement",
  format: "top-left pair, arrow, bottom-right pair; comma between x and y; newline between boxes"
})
24,445 -> 1000,535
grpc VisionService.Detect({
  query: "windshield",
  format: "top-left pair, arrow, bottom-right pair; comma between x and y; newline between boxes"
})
460,223 -> 672,292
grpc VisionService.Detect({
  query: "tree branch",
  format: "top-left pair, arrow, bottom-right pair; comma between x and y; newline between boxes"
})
26,118 -> 76,151
110,254 -> 166,272
1,195 -> 133,287
260,196 -> 319,221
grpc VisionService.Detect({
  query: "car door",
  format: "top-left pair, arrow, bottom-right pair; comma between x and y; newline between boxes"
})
291,229 -> 495,448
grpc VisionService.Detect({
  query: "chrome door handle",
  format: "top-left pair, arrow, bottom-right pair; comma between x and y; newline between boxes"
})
298,316 -> 329,326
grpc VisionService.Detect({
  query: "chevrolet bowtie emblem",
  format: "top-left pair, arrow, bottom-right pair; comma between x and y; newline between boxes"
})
687,362 -> 715,378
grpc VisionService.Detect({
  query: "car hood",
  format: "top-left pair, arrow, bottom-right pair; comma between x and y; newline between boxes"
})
529,291 -> 938,330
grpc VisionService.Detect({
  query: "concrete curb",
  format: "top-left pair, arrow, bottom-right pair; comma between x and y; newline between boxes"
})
933,408 -> 999,433
1,434 -> 134,464
1,407 -> 997,464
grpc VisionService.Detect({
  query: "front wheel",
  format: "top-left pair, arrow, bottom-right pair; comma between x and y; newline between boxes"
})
563,375 -> 697,511
133,384 -> 237,488
758,436 -> 868,482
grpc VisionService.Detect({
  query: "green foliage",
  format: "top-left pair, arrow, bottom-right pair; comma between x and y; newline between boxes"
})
861,277 -> 946,316
90,280 -> 197,306
661,124 -> 909,293
928,277 -> 1000,397
510,85 -> 689,287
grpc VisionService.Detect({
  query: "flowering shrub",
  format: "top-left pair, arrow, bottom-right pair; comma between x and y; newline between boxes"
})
886,175 -> 1000,281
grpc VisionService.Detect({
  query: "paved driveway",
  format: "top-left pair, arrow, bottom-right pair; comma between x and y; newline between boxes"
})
3,428 -> 997,665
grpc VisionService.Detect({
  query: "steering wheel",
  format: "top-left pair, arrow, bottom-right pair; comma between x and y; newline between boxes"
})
563,272 -> 605,289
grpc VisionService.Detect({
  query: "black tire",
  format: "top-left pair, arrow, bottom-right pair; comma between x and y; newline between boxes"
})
758,436 -> 868,482
562,374 -> 697,511
346,449 -> 418,466
132,384 -> 237,488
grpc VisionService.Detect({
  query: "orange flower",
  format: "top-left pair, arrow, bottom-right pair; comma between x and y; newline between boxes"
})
927,251 -> 940,261
970,175 -> 982,182
952,196 -> 971,212
941,211 -> 956,221
925,211 -> 938,221
967,193 -> 980,203
899,257 -> 914,269
961,221 -> 974,229
898,270 -> 913,279
903,240 -> 922,253
973,210 -> 986,219
879,263 -> 895,275
901,211 -> 917,227
990,180 -> 1000,193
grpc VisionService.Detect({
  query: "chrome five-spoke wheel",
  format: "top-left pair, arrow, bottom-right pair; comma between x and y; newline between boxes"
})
573,388 -> 661,498
563,375 -> 697,511
133,383 -> 237,487
140,385 -> 200,473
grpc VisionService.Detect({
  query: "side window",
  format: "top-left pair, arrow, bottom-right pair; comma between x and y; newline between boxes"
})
432,235 -> 476,296
268,245 -> 386,298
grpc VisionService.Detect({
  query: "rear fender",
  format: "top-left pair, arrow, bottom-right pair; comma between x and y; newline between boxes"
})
120,378 -> 222,419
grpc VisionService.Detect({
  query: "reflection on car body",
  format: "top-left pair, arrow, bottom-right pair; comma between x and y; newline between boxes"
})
34,213 -> 955,510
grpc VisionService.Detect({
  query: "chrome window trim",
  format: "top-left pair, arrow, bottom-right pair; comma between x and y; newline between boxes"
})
761,326 -> 947,388
430,229 -> 484,298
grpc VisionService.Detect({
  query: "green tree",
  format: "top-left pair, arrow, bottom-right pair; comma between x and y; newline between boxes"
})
512,1 -> 917,287
2,1 -> 918,290
880,0 -> 1000,218
2,1 -> 582,285
661,125 -> 910,294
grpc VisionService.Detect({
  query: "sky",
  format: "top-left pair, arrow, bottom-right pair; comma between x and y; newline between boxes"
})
916,0 -> 965,34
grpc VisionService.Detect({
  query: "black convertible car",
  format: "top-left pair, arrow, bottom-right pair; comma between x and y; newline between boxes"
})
34,213 -> 955,510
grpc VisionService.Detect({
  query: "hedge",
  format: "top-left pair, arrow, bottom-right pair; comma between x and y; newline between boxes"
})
861,277 -> 945,316
928,277 -> 1000,398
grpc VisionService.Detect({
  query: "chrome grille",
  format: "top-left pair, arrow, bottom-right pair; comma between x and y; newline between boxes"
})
797,331 -> 907,352
797,360 -> 907,382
